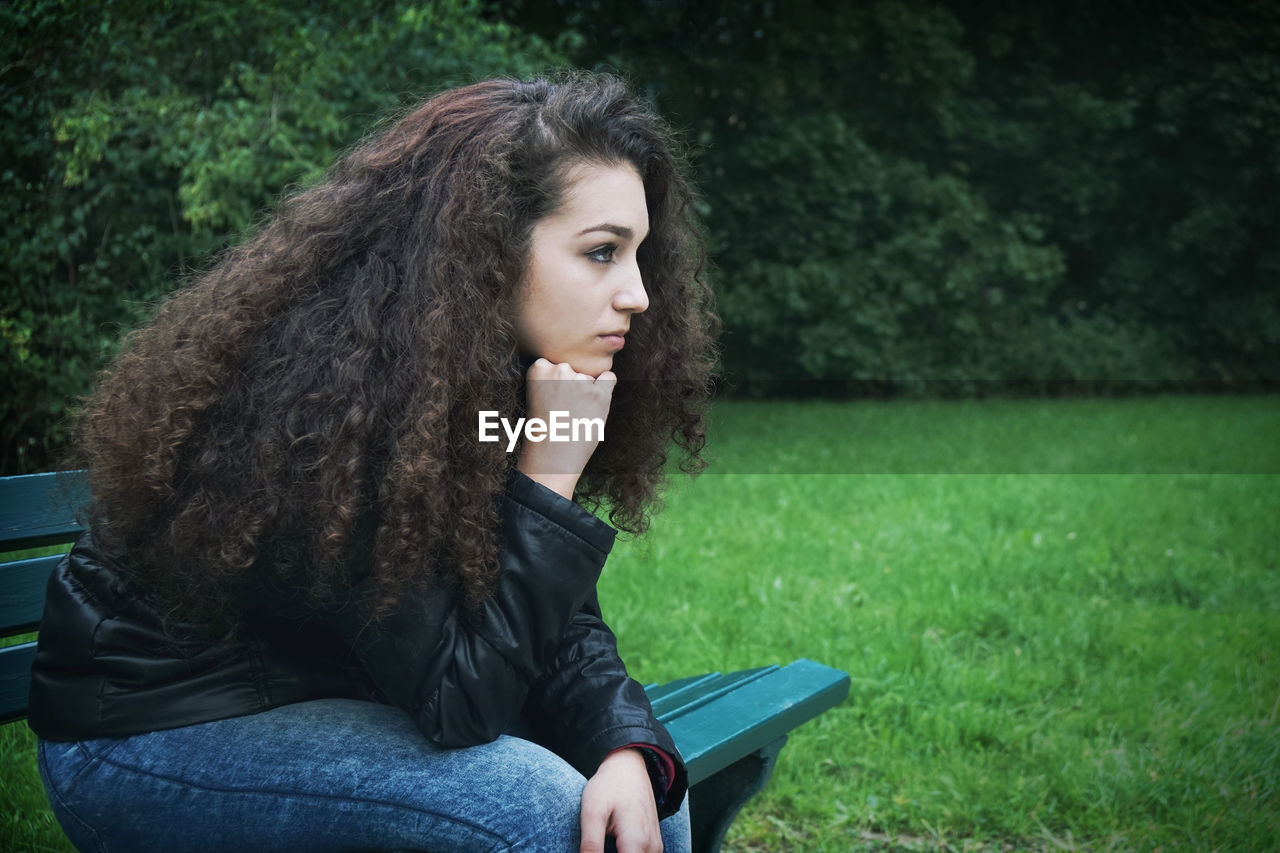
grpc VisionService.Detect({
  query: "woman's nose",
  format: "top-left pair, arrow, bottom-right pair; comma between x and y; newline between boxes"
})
614,262 -> 649,314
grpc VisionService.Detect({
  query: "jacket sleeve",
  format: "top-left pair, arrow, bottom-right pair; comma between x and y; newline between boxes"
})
521,589 -> 690,819
333,469 -> 616,747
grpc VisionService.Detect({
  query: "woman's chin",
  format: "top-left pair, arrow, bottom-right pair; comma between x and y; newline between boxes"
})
528,350 -> 612,378
567,355 -> 613,378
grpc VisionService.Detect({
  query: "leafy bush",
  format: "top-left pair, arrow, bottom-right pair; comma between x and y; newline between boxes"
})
1,0 -> 564,472
7,1 -> 1279,469
710,113 -> 1066,394
504,0 -> 1280,395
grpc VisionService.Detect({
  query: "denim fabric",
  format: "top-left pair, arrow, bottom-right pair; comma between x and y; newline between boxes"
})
37,698 -> 691,852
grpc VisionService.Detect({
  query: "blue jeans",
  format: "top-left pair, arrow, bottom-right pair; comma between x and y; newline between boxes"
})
37,698 -> 692,852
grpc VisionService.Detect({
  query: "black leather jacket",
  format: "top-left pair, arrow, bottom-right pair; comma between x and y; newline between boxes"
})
28,469 -> 687,817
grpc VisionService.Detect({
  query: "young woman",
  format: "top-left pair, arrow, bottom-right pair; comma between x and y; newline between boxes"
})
29,71 -> 718,852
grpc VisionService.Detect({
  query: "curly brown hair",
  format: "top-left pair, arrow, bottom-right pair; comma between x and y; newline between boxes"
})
77,71 -> 719,635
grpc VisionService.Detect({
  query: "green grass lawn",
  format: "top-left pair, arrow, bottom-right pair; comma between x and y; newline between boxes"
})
3,395 -> 1277,851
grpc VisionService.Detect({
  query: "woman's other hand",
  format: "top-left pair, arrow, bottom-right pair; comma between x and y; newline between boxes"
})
579,748 -> 661,853
517,358 -> 616,500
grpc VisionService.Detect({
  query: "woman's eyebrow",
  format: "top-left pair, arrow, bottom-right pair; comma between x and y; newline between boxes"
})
577,223 -> 635,239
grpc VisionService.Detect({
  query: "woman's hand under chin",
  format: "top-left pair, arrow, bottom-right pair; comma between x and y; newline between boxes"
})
516,357 -> 616,500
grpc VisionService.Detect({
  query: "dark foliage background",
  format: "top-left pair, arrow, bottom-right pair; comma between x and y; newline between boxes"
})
3,0 -> 1277,472
502,0 -> 1278,396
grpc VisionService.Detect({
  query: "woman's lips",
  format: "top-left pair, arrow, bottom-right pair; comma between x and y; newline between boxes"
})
599,334 -> 626,350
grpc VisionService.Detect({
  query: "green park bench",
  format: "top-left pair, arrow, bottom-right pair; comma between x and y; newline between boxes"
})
1,470 -> 850,852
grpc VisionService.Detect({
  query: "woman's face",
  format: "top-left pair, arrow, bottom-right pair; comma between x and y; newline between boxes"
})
514,160 -> 650,378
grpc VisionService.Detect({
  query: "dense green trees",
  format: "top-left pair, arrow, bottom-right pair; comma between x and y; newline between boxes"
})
2,0 -> 564,471
502,0 -> 1279,394
3,1 -> 1276,471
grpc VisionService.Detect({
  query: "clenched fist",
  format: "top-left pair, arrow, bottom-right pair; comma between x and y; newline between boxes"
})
516,358 -> 616,500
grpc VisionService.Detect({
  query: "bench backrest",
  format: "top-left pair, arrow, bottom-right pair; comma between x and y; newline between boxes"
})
0,471 -> 89,722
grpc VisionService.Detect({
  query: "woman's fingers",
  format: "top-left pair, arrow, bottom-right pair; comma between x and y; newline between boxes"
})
525,358 -> 616,427
578,796 -> 609,853
579,749 -> 662,853
516,359 -> 617,500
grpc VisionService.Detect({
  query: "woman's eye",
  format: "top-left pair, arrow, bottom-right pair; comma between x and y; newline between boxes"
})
586,244 -> 617,264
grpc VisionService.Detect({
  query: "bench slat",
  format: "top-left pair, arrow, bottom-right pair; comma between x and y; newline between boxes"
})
0,471 -> 88,551
649,665 -> 776,718
0,641 -> 37,725
643,672 -> 718,703
1,555 -> 63,637
658,658 -> 850,786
